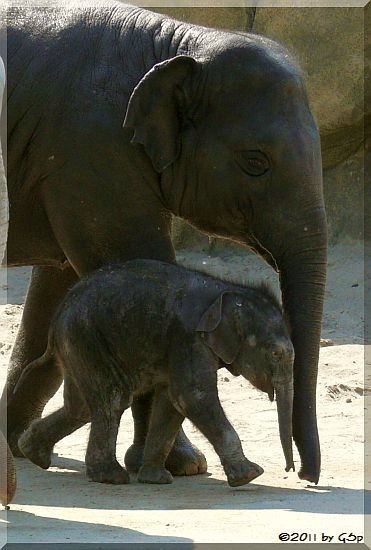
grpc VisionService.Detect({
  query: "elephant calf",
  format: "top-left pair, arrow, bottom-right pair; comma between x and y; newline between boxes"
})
15,260 -> 295,487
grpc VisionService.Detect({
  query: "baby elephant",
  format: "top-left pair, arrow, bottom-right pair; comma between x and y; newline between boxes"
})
15,259 -> 295,487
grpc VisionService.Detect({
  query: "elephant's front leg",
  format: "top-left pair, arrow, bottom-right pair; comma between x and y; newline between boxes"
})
168,338 -> 263,486
0,265 -> 78,456
124,392 -> 208,476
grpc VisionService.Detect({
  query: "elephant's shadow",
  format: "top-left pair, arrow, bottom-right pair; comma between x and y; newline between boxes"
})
1,509 -> 193,546
11,454 -> 365,515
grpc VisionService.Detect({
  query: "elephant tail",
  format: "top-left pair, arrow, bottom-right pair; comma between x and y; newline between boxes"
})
11,348 -> 55,399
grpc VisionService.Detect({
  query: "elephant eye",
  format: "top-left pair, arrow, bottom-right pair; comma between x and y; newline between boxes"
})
234,151 -> 269,177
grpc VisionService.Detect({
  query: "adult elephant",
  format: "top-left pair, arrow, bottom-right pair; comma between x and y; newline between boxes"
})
0,4 -> 327,484
0,56 -> 16,507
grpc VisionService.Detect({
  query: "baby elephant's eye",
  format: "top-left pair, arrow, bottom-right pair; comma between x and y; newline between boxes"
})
234,151 -> 270,177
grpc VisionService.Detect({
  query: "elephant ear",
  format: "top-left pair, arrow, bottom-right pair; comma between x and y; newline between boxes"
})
196,292 -> 244,365
123,55 -> 197,173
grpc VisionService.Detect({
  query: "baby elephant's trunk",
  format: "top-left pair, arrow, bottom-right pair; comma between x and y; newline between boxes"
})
275,379 -> 295,472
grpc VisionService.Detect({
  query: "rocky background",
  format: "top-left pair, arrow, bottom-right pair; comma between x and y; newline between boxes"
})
151,5 -> 368,248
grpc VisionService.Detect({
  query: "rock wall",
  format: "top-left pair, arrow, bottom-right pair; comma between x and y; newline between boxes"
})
151,6 -> 367,245
152,7 -> 256,33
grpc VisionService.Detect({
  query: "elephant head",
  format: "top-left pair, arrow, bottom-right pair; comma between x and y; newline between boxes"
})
123,34 -> 327,484
196,289 -> 295,473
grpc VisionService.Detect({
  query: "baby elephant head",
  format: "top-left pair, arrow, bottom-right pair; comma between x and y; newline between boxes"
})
196,289 -> 295,473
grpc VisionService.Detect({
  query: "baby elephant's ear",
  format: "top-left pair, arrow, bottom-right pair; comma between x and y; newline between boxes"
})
196,292 -> 243,365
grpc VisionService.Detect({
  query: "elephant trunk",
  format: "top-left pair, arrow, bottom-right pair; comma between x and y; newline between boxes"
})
275,379 -> 295,472
278,213 -> 327,483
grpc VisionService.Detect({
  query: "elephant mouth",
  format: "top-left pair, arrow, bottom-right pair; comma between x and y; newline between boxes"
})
259,380 -> 274,402
225,363 -> 242,377
268,385 -> 274,402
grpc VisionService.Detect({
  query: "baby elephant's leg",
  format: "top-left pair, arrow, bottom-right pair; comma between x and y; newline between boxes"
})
138,385 -> 184,484
173,370 -> 263,487
85,388 -> 131,484
18,376 -> 89,469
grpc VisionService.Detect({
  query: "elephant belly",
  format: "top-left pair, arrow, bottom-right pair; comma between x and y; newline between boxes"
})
6,197 -> 66,268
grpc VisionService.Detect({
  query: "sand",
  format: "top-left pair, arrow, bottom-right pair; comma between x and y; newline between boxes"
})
0,241 -> 367,545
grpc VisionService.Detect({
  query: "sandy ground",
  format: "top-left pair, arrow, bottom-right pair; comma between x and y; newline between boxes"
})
0,241 -> 367,545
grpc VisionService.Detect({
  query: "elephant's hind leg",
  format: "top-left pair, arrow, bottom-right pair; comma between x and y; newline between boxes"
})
18,375 -> 89,469
85,390 -> 131,485
0,265 -> 78,456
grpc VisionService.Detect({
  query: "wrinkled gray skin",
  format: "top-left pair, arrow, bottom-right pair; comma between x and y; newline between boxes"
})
15,260 -> 294,486
0,57 -> 16,507
1,3 -> 327,484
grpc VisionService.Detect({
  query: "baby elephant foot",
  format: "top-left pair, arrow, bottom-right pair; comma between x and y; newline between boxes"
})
86,461 -> 130,484
226,460 -> 264,487
138,465 -> 173,484
18,428 -> 53,470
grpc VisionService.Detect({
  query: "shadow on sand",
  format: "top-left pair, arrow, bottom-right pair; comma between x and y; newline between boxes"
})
10,454 -> 364,516
1,509 -> 193,546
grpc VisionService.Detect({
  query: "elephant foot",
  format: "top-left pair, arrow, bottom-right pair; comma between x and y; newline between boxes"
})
165,440 -> 207,476
298,467 -> 319,485
138,465 -> 173,484
125,441 -> 207,476
86,461 -> 130,484
226,460 -> 264,487
18,428 -> 53,470
124,443 -> 144,473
